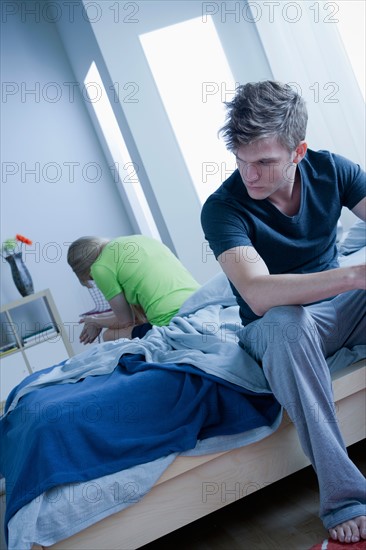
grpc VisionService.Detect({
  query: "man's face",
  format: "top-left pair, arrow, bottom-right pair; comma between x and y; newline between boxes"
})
235,137 -> 296,201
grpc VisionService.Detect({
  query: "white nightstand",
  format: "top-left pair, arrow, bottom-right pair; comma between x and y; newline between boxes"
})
0,289 -> 74,409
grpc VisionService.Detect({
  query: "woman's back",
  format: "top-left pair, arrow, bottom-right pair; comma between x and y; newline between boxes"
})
90,235 -> 200,326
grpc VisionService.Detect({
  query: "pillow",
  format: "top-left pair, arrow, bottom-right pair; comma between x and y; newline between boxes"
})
338,220 -> 366,256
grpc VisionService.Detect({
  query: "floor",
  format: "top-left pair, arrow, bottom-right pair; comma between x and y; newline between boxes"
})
141,439 -> 366,550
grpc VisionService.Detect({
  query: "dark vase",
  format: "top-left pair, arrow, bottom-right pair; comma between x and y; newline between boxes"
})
5,252 -> 34,297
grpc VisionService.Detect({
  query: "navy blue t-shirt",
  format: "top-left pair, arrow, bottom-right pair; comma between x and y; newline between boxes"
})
201,149 -> 365,325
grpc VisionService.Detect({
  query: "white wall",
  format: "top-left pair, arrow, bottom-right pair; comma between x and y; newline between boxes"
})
1,0 -> 134,354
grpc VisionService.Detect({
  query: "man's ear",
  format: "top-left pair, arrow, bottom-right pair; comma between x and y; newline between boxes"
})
293,141 -> 307,164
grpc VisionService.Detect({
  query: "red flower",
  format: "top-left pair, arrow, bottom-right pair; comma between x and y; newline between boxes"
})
16,234 -> 33,245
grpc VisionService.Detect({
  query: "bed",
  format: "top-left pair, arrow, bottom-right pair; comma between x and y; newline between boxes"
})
1,227 -> 365,550
42,360 -> 366,550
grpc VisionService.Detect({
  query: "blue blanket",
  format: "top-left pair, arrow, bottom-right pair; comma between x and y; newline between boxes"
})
1,353 -> 280,535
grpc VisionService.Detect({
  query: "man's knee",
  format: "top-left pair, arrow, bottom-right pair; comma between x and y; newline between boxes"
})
263,304 -> 306,324
262,305 -> 316,344
241,305 -> 321,363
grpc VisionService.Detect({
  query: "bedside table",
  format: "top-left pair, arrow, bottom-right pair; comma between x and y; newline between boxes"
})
0,289 -> 74,407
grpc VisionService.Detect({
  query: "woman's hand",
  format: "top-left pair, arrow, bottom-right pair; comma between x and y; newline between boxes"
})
79,317 -> 103,344
78,293 -> 148,345
80,312 -> 122,329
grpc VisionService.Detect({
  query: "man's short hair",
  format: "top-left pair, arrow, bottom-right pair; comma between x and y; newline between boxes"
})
219,80 -> 308,153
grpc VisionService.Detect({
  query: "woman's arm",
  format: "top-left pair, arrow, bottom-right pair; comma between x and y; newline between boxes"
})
79,292 -> 136,344
108,292 -> 135,326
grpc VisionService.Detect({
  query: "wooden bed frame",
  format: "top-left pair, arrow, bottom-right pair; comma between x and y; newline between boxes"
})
29,359 -> 365,550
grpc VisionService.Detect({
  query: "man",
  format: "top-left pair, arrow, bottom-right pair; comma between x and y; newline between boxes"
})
201,81 -> 365,543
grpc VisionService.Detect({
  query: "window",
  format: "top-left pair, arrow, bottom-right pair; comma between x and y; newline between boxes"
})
335,0 -> 365,100
84,61 -> 160,239
140,16 -> 237,203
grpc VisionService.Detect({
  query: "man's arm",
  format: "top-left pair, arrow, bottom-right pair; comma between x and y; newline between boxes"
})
352,197 -> 366,221
218,247 -> 365,317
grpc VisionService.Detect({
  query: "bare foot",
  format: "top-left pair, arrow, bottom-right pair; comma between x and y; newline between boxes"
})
329,515 -> 366,543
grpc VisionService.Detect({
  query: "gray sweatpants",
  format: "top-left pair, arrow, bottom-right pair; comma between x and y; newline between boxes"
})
239,289 -> 366,529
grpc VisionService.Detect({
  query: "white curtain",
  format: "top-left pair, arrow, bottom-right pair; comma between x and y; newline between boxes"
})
250,0 -> 365,167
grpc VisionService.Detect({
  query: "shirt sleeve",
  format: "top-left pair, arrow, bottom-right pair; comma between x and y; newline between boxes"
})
201,197 -> 252,259
333,153 -> 366,210
90,263 -> 122,301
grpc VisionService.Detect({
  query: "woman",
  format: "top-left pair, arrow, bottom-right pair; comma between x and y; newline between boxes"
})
67,235 -> 200,343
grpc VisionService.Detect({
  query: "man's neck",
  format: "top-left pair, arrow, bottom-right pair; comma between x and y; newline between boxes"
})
267,170 -> 301,216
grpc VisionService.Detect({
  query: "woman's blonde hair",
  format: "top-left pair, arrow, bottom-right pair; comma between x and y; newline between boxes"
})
67,236 -> 109,285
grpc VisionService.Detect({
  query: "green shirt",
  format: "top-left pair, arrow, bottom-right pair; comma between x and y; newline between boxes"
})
90,235 -> 200,326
